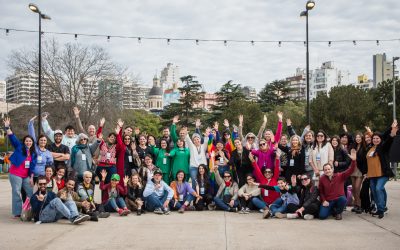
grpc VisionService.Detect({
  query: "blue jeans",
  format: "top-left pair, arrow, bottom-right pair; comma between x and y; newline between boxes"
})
370,176 -> 388,213
214,197 -> 239,211
251,197 -> 267,210
145,191 -> 169,211
189,166 -> 198,189
269,198 -> 287,215
9,174 -> 33,216
169,194 -> 194,210
104,197 -> 127,212
319,196 -> 347,219
39,199 -> 79,223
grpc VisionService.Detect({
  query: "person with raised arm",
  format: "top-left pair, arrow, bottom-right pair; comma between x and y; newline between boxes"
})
257,112 -> 283,148
73,107 -> 97,144
99,170 -> 131,216
238,114 -> 258,150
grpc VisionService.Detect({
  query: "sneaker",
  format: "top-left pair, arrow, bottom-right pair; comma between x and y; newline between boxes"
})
229,207 -> 238,212
259,209 -> 264,213
245,207 -> 251,213
286,213 -> 299,219
355,207 -> 362,214
98,212 -> 110,218
207,203 -> 216,211
154,208 -> 164,215
178,206 -> 185,213
275,212 -> 287,219
303,214 -> 314,220
384,207 -> 388,213
35,221 -> 42,225
137,209 -> 142,216
351,206 -> 357,212
90,214 -> 99,222
72,214 -> 89,224
335,213 -> 342,220
187,205 -> 196,211
163,207 -> 170,215
123,208 -> 131,215
239,208 -> 246,214
263,208 -> 271,219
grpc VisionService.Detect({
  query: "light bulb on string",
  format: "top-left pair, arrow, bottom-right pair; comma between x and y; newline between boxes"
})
196,39 -> 199,45
6,29 -> 9,36
328,41 -> 331,47
278,41 -> 282,47
107,36 -> 110,42
353,40 -> 356,46
74,34 -> 77,41
376,40 -> 379,46
251,40 -> 254,46
224,40 -> 227,46
138,37 -> 141,43
167,38 -> 170,45
304,41 -> 306,47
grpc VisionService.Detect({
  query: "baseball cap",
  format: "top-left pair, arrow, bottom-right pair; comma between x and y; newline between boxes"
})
111,174 -> 120,181
54,130 -> 63,135
154,169 -> 163,176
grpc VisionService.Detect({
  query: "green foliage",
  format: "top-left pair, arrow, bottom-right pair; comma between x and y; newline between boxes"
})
178,75 -> 205,126
212,80 -> 245,114
120,109 -> 162,137
258,80 -> 296,112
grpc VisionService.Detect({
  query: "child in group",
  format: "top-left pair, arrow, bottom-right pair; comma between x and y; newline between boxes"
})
99,169 -> 131,216
257,175 -> 300,218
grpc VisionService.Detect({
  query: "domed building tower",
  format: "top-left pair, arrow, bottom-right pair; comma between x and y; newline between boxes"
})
147,74 -> 163,112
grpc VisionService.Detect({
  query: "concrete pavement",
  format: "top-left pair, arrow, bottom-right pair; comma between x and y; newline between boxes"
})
0,179 -> 399,250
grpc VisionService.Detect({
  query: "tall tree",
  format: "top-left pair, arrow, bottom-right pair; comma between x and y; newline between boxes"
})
212,80 -> 245,113
258,80 -> 295,112
177,75 -> 205,126
7,38 -> 125,123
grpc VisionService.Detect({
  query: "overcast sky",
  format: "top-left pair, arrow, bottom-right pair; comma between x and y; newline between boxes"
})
0,0 -> 399,92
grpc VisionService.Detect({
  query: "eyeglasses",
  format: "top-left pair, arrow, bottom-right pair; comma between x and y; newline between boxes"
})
80,138 -> 88,141
259,143 -> 266,146
248,137 -> 255,139
264,170 -> 272,173
224,176 -> 231,178
301,177 -> 309,181
38,183 -> 47,186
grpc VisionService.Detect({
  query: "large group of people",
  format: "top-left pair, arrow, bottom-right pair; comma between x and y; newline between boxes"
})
3,107 -> 398,225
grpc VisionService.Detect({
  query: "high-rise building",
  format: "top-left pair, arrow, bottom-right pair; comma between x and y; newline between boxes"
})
353,74 -> 374,90
160,63 -> 180,89
286,68 -> 306,100
310,61 -> 350,99
0,81 -> 6,102
373,53 -> 393,87
122,80 -> 150,110
242,86 -> 258,101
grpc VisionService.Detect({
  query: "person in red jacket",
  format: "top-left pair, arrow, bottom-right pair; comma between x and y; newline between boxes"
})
319,149 -> 356,220
249,149 -> 281,219
99,170 -> 130,216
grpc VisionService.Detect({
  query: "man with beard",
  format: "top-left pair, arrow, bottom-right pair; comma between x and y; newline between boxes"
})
47,130 -> 70,171
30,176 -> 90,224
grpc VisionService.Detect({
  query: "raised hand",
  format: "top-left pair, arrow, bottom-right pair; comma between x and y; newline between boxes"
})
365,126 -> 372,133
238,115 -> 243,126
263,115 -> 267,124
343,124 -> 348,133
391,120 -> 398,136
172,115 -> 180,124
3,117 -> 11,127
277,111 -> 283,121
205,127 -> 211,136
115,126 -> 121,134
30,116 -> 37,122
248,152 -> 255,162
100,169 -> 107,180
213,121 -> 219,131
97,133 -> 103,140
275,148 -> 282,158
223,119 -> 229,128
286,118 -> 292,126
131,142 -> 137,151
73,107 -> 80,118
349,149 -> 357,161
99,117 -> 105,127
134,127 -> 140,135
123,175 -> 129,185
195,119 -> 201,128
117,118 -> 124,128
36,193 -> 45,202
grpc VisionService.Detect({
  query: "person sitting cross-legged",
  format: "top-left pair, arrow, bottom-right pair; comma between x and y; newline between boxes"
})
143,169 -> 174,215
169,170 -> 201,213
125,173 -> 145,215
30,175 -> 90,224
99,170 -> 131,216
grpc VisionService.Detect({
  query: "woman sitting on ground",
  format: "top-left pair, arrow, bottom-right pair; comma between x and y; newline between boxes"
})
194,164 -> 214,211
170,170 -> 201,213
125,173 -> 145,215
99,170 -> 131,216
238,174 -> 268,214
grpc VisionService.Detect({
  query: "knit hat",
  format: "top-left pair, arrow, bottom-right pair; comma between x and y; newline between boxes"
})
192,133 -> 201,140
111,174 -> 120,181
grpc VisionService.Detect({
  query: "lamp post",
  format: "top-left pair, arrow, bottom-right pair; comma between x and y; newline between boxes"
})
300,0 -> 315,125
393,57 -> 399,120
29,3 -> 51,136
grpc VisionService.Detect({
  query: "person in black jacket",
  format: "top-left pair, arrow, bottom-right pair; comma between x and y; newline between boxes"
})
125,173 -> 144,215
286,173 -> 320,220
30,176 -> 89,224
229,138 -> 253,187
366,121 -> 397,219
284,135 -> 305,181
350,133 -> 368,214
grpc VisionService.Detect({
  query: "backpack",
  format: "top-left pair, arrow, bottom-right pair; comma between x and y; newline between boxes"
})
20,197 -> 33,222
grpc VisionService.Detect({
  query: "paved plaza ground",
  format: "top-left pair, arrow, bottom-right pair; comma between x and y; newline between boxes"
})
0,178 -> 399,250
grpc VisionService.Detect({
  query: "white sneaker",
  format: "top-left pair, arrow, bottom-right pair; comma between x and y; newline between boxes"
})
286,213 -> 299,219
259,209 -> 264,213
245,207 -> 251,213
239,208 -> 246,214
304,214 -> 314,220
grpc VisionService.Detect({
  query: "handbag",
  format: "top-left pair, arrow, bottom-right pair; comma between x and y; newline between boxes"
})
20,197 -> 33,222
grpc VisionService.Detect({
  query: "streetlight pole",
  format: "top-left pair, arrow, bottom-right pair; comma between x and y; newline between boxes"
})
301,1 -> 315,125
29,3 -> 51,137
393,57 -> 399,120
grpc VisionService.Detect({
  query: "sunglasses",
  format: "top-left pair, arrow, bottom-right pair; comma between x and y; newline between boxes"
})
264,170 -> 272,173
224,176 -> 231,178
301,177 -> 309,181
259,143 -> 266,146
248,137 -> 255,139
80,138 -> 88,141
38,183 -> 47,186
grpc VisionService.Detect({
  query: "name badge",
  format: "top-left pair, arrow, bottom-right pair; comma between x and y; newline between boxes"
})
106,153 -> 111,159
179,194 -> 184,202
369,151 -> 375,157
316,153 -> 321,161
219,157 -> 224,164
82,154 -> 87,161
163,158 -> 167,164
264,189 -> 269,196
37,156 -> 43,163
289,159 -> 294,167
128,156 -> 133,162
200,187 -> 205,195
25,160 -> 30,168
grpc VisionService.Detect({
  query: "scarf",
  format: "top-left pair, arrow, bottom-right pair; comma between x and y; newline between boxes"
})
71,144 -> 88,167
224,181 -> 231,187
